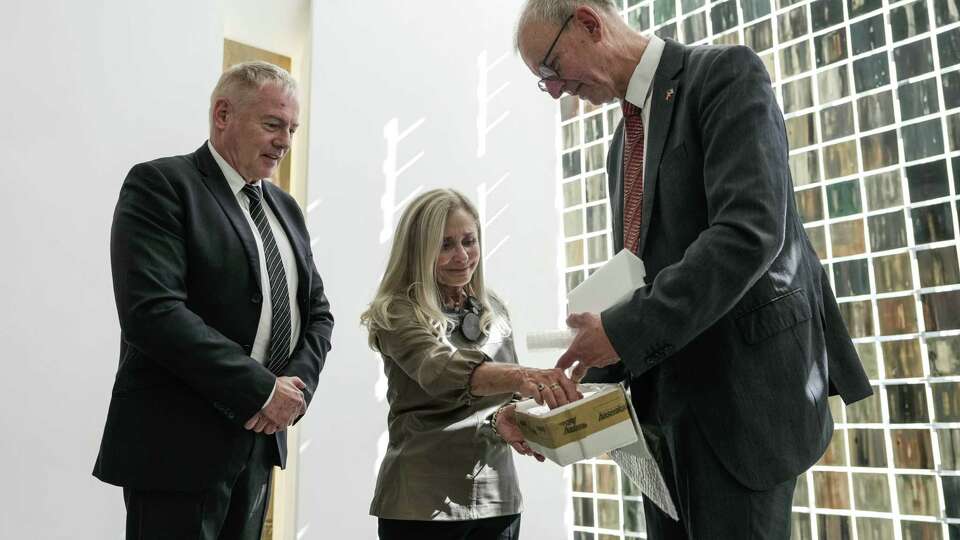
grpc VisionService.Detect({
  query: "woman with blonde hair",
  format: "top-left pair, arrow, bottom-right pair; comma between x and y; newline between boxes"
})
362,188 -> 579,539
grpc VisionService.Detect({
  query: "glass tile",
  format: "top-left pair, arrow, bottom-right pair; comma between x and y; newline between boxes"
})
853,52 -> 890,93
877,296 -> 918,335
564,209 -> 584,236
815,28 -> 848,67
607,107 -> 622,131
711,0 -> 739,33
891,0 -> 930,42
563,150 -> 582,178
935,0 -> 960,25
583,113 -> 604,143
831,219 -> 866,256
821,102 -> 855,141
561,95 -> 579,121
948,113 -> 960,151
654,0 -> 676,25
856,342 -> 880,379
627,5 -> 651,31
745,19 -> 774,52
943,477 -> 960,518
861,130 -> 900,171
817,514 -> 852,539
922,290 -> 960,330
819,64 -> 851,104
622,471 -> 641,497
932,382 -> 960,421
794,475 -> 810,506
783,77 -> 813,113
573,463 -> 594,492
894,39 -> 936,81
887,384 -> 930,422
587,235 -> 608,264
928,335 -> 960,376
566,270 -> 585,294
573,496 -> 595,526
562,122 -> 581,150
584,143 -> 604,172
597,499 -> 619,530
883,339 -> 924,378
743,0 -> 772,21
939,27 -> 960,68
563,179 -> 583,208
892,428 -> 935,468
839,300 -> 874,337
944,70 -> 960,109
623,499 -> 645,533
779,7 -> 808,42
939,428 -> 960,469
912,203 -> 955,244
906,160 -> 950,202
811,0 -> 844,31
902,119 -> 945,161
713,27 -> 739,44
834,259 -> 869,296
898,78 -> 940,121
830,394 -> 847,422
782,40 -> 811,77
682,12 -> 707,42
585,205 -> 606,233
792,513 -> 813,540
595,463 -> 618,494
852,473 -> 891,511
848,0 -> 882,16
824,140 -> 858,178
807,225 -> 828,258
896,475 -> 939,516
851,14 -> 885,55
791,150 -> 821,185
868,211 -> 908,251
857,518 -> 895,540
585,173 -> 606,203
796,186 -> 824,222
874,253 -> 913,292
826,179 -> 861,216
574,532 -> 594,540
566,239 -> 584,267
848,390 -> 884,424
864,170 -> 902,210
858,91 -> 895,131
819,429 -> 848,465
850,428 -> 887,465
787,113 -> 818,149
901,520 -> 943,539
813,471 -> 850,508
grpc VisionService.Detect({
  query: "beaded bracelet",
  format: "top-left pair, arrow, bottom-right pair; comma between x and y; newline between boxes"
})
490,404 -> 509,440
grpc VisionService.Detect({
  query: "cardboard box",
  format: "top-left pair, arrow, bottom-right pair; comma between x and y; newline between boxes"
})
514,384 -> 639,466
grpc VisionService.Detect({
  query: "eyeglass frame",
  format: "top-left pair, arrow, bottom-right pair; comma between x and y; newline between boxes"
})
536,14 -> 575,97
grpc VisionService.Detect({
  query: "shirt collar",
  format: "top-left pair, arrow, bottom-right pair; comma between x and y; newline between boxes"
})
624,34 -> 666,109
207,140 -> 263,197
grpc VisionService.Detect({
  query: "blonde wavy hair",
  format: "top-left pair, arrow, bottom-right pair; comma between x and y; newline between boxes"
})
361,189 -> 502,351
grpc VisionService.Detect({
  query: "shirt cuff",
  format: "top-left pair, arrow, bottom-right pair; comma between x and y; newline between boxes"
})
261,378 -> 278,410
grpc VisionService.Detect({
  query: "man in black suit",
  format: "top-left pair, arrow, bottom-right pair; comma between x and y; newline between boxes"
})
94,61 -> 334,539
516,2 -> 871,537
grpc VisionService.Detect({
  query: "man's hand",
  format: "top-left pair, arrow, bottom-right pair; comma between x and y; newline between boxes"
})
494,404 -> 545,462
556,312 -> 620,382
253,376 -> 307,430
244,412 -> 284,435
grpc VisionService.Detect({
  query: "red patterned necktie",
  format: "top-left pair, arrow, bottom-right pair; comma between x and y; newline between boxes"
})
621,100 -> 645,254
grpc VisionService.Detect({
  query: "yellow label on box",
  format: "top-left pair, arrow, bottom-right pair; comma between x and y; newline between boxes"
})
515,387 -> 632,448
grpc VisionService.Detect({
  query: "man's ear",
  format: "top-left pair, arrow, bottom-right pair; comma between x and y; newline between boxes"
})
574,6 -> 605,43
212,97 -> 231,130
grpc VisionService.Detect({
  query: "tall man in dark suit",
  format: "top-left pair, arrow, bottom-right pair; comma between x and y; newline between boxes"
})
516,2 -> 871,537
94,61 -> 334,539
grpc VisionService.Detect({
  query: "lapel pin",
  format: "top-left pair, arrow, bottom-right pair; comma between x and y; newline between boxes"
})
665,88 -> 675,102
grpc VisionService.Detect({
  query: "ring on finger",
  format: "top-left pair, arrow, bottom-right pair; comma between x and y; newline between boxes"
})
549,382 -> 561,390
536,382 -> 546,391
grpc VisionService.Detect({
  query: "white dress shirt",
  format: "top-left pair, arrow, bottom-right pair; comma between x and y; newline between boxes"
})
208,141 -> 301,408
622,34 -> 666,171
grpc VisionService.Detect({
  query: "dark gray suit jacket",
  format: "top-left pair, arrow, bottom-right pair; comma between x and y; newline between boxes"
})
592,40 -> 872,490
94,143 -> 334,490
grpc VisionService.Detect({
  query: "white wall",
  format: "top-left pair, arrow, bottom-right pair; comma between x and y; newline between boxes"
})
302,1 -> 569,538
0,1 -> 568,538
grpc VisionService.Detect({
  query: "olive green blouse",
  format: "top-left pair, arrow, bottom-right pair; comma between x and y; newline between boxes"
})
368,294 -> 523,521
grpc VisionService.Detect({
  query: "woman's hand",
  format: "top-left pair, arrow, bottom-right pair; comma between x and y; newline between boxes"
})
494,404 -> 545,462
517,367 -> 582,409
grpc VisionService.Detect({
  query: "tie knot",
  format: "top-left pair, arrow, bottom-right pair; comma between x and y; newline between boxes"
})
242,184 -> 262,203
622,100 -> 641,117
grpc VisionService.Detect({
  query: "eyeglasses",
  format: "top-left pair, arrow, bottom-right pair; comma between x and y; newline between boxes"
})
537,14 -> 574,99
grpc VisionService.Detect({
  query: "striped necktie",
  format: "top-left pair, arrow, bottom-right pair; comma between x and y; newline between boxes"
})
241,184 -> 292,374
621,100 -> 645,255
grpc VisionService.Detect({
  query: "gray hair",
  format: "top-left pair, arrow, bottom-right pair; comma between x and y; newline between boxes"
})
209,61 -> 297,128
514,0 -> 619,51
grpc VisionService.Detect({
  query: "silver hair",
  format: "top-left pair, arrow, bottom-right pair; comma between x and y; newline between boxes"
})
209,61 -> 297,129
514,0 -> 620,51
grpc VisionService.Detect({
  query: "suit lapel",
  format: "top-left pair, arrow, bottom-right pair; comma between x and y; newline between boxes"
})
195,143 -> 262,293
262,182 -> 311,309
638,40 -> 684,254
608,122 -> 626,254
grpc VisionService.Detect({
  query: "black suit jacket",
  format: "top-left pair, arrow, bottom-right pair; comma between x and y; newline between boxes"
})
591,41 -> 872,490
93,143 -> 334,491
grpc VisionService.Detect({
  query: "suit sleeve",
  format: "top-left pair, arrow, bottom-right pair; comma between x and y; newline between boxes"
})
111,162 -> 275,424
280,247 -> 334,419
602,46 -> 789,376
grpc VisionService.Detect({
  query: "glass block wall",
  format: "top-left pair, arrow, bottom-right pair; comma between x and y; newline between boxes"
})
557,0 -> 960,538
